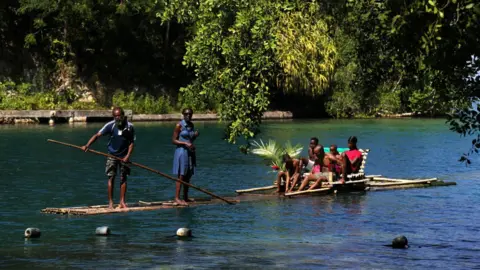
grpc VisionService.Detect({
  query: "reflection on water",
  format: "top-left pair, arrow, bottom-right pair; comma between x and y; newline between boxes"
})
23,239 -> 41,257
94,235 -> 109,250
0,119 -> 479,268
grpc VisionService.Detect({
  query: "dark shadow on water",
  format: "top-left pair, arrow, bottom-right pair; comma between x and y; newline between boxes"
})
164,235 -> 196,242
383,243 -> 456,249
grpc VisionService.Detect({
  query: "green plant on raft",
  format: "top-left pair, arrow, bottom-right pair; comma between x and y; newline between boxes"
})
249,139 -> 303,172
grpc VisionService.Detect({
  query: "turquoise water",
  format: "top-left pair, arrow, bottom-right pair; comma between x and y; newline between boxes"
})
1,119 -> 479,269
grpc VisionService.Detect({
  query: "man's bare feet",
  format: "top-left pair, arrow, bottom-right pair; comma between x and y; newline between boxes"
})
184,198 -> 195,203
174,198 -> 188,206
119,202 -> 128,209
108,202 -> 114,209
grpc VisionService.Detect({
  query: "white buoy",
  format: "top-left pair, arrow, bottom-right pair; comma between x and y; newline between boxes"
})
68,117 -> 74,124
48,118 -> 55,126
95,226 -> 111,236
25,228 -> 41,238
176,228 -> 192,237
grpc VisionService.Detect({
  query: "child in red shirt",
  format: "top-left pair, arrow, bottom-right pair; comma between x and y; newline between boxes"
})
340,136 -> 363,183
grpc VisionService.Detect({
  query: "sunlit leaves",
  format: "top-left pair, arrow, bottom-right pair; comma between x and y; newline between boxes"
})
175,0 -> 343,143
275,5 -> 336,96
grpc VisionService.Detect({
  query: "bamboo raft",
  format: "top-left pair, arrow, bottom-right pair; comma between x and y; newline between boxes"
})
235,175 -> 456,197
236,148 -> 456,197
41,197 -> 241,216
41,176 -> 456,215
367,177 -> 456,191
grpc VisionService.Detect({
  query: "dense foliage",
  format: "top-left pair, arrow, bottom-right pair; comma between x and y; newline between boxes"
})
1,0 -> 479,143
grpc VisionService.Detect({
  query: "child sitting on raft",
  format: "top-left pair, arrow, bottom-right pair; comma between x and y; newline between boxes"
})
275,154 -> 301,193
296,161 -> 330,191
289,145 -> 331,192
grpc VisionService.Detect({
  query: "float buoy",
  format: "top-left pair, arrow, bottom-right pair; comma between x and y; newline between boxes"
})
95,226 -> 111,236
392,235 -> 408,249
176,228 -> 192,237
25,228 -> 41,238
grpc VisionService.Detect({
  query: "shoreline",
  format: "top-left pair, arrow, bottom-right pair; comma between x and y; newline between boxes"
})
0,110 -> 294,124
0,110 -> 446,125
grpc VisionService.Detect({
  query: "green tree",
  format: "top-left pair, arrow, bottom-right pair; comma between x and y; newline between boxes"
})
164,0 -> 339,143
18,0 -> 190,100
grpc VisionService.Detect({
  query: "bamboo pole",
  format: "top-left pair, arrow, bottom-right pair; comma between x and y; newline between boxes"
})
368,178 -> 438,187
331,179 -> 369,185
368,181 -> 455,191
235,185 -> 277,193
365,175 -> 382,178
372,177 -> 437,182
371,177 -> 411,182
138,201 -> 171,206
285,187 -> 331,197
47,139 -> 236,205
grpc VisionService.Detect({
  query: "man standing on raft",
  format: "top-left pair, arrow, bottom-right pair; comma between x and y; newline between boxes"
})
81,107 -> 135,209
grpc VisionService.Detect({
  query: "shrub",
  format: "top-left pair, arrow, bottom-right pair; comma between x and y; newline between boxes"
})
112,91 -> 173,114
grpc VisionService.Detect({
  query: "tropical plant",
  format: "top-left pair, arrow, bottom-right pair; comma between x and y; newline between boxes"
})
249,139 -> 303,171
275,4 -> 337,96
447,99 -> 480,165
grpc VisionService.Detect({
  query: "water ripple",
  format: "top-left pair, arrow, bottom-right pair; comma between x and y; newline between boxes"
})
0,119 -> 479,269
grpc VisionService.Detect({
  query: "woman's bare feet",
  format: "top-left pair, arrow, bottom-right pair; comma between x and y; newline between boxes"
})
175,198 -> 188,206
119,202 -> 128,209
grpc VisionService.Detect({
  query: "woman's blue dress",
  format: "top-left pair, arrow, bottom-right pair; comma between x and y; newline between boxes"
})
172,119 -> 196,176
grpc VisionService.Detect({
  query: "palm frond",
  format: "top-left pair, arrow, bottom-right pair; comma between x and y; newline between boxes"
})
283,141 -> 303,158
250,139 -> 304,173
250,139 -> 283,160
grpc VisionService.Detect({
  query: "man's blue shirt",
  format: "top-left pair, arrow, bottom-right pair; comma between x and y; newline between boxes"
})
99,120 -> 135,157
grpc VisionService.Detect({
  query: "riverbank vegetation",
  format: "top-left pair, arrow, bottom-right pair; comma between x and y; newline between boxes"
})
0,0 -> 478,142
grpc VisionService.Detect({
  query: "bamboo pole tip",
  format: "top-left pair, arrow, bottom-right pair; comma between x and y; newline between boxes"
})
176,228 -> 192,237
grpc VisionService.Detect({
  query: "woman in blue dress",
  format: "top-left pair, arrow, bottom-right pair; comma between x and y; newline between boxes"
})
172,108 -> 199,205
